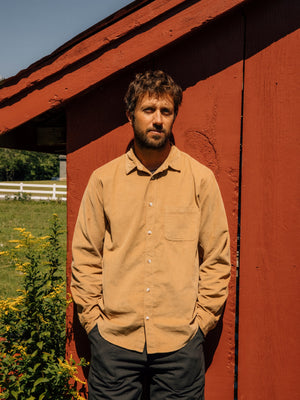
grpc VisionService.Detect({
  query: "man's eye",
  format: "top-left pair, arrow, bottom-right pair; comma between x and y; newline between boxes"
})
162,109 -> 172,115
144,108 -> 154,113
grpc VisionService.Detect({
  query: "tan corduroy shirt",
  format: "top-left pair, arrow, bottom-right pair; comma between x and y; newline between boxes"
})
71,145 -> 231,354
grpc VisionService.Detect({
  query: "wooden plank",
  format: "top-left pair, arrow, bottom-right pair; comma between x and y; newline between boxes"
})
238,0 -> 300,398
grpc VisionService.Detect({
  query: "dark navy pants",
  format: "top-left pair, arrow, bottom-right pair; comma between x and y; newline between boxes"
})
88,326 -> 205,400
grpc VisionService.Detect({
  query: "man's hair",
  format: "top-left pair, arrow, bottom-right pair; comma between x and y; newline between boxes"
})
124,70 -> 183,118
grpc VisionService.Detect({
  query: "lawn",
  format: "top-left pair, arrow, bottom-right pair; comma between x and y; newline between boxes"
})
0,199 -> 67,298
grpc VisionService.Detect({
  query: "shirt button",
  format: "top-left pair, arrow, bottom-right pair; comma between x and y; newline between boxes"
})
146,288 -> 150,292
146,316 -> 150,321
149,202 -> 153,207
147,230 -> 152,235
147,259 -> 151,264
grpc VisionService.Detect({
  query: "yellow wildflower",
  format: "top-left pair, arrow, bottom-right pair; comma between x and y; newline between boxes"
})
66,293 -> 73,305
8,305 -> 19,312
76,394 -> 87,399
73,375 -> 86,385
16,264 -> 25,272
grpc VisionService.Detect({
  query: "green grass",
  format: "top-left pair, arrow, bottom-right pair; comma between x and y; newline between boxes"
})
0,199 -> 67,298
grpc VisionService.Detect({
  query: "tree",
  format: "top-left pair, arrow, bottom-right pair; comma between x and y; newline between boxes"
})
0,148 -> 59,181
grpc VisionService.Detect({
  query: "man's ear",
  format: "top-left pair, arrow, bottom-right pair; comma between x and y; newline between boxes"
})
126,111 -> 133,126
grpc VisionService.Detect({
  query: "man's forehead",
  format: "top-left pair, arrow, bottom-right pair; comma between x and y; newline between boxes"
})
137,92 -> 174,107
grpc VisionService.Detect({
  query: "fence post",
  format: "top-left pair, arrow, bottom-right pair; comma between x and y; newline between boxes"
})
20,182 -> 23,197
52,183 -> 56,200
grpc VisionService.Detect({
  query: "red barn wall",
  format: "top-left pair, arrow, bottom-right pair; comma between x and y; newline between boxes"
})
238,0 -> 300,399
65,0 -> 299,398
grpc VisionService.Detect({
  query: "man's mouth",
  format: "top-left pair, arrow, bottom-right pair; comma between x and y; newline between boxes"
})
147,129 -> 165,135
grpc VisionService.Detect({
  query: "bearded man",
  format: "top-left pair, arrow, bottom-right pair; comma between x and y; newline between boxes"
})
71,70 -> 231,400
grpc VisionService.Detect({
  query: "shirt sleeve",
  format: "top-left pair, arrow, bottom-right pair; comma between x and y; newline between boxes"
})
196,170 -> 231,336
71,171 -> 106,334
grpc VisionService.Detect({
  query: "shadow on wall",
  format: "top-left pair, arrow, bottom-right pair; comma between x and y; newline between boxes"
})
66,0 -> 299,154
67,8 -> 245,153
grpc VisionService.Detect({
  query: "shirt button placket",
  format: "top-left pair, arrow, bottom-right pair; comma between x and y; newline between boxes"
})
144,175 -> 155,333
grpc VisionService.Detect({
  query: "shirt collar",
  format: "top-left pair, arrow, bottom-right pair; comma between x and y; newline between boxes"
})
125,145 -> 181,175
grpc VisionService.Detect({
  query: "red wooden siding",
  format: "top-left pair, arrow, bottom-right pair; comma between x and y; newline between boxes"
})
238,0 -> 300,399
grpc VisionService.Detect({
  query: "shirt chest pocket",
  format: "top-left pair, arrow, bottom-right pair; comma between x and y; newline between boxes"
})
164,208 -> 200,241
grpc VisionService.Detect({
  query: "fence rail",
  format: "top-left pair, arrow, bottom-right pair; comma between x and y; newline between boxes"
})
0,182 -> 67,201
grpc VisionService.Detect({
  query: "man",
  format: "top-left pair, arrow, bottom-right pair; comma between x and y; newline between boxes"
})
71,70 -> 231,399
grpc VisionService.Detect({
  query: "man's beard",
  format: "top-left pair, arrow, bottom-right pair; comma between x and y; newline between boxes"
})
133,124 -> 171,149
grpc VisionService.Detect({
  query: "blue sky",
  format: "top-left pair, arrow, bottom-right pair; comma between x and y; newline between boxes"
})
0,0 -> 134,79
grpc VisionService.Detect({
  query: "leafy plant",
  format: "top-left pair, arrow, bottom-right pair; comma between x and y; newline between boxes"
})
0,215 -> 86,399
12,192 -> 32,201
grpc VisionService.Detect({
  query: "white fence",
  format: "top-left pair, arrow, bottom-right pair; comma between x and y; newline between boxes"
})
0,182 -> 67,201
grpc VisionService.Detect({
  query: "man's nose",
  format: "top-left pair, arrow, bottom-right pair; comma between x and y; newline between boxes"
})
153,110 -> 163,125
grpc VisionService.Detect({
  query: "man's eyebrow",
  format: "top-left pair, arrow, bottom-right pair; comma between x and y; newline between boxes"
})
141,104 -> 155,109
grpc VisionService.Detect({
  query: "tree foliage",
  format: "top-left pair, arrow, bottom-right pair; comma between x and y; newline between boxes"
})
0,149 -> 59,181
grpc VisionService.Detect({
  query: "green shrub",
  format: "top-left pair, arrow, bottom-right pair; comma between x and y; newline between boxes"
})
0,215 -> 86,400
0,149 -> 59,181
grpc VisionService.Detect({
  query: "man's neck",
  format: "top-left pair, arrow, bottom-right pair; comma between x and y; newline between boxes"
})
133,140 -> 172,171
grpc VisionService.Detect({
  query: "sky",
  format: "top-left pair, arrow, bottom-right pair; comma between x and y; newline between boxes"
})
0,0 -> 134,80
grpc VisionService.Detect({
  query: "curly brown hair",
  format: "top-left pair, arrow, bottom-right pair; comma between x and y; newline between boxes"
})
124,70 -> 183,118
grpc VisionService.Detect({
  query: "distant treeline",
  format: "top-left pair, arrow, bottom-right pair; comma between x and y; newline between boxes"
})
0,148 -> 59,181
